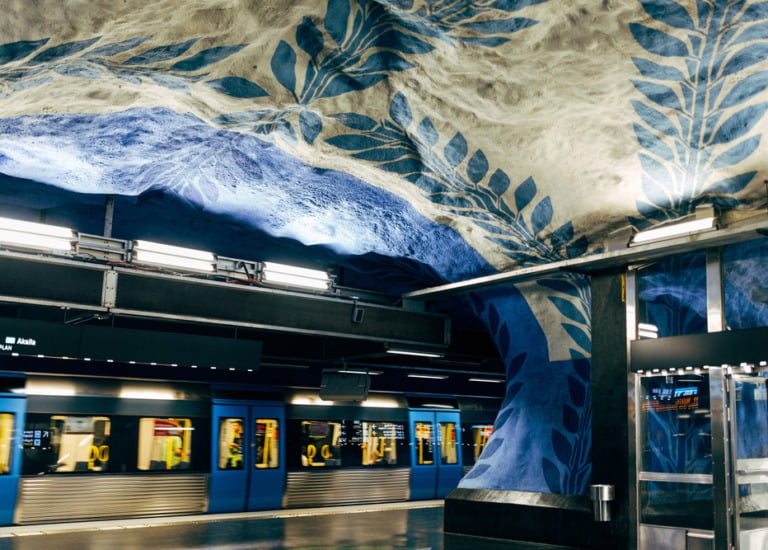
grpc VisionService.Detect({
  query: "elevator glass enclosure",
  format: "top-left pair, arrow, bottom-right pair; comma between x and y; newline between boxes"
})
636,366 -> 768,550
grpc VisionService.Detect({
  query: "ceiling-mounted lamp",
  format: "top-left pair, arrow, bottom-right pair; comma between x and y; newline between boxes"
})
260,261 -> 332,291
132,240 -> 216,272
386,343 -> 446,359
0,216 -> 75,252
629,206 -> 717,246
638,323 -> 659,339
407,373 -> 449,380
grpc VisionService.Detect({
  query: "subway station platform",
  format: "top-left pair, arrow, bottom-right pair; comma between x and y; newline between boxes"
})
0,501 -> 589,550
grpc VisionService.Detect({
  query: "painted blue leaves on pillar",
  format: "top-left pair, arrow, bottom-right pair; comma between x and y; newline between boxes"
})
629,0 -> 768,229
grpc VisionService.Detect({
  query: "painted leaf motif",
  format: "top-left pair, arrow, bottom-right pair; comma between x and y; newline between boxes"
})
710,135 -> 761,169
488,303 -> 501,334
632,80 -> 683,111
563,323 -> 591,353
507,381 -> 523,401
299,110 -> 323,144
718,71 -> 768,110
271,41 -> 297,95
542,458 -> 562,492
550,221 -> 574,248
84,36 -> 151,58
376,30 -> 435,54
514,176 -> 536,211
54,64 -> 101,79
389,91 -> 412,128
319,72 -> 387,98
741,2 -> 768,22
494,407 -> 513,431
489,0 -> 550,10
124,38 -> 198,65
574,359 -> 590,382
568,375 -> 586,407
297,17 -> 324,57
550,296 -> 587,325
498,321 -> 511,357
566,236 -> 589,259
508,352 -> 526,378
29,37 -> 101,64
326,134 -> 389,150
459,17 -> 537,34
639,0 -> 695,29
631,101 -> 679,138
0,38 -> 49,64
462,463 -> 490,479
205,77 -> 268,98
563,405 -> 579,433
630,23 -> 689,57
330,112 -> 377,130
417,118 -> 439,147
456,36 -> 511,47
634,123 -> 676,162
380,157 -> 423,175
325,0 -> 351,45
642,174 -> 674,209
710,102 -> 768,144
552,429 -> 572,465
702,171 -> 756,195
721,44 -> 768,77
488,169 -> 511,197
480,438 -> 503,459
639,152 -> 673,181
352,146 -> 412,162
467,150 -> 489,184
444,132 -> 468,167
631,57 -> 686,81
171,45 -> 246,71
537,278 -> 580,297
731,21 -> 768,46
530,197 -> 553,234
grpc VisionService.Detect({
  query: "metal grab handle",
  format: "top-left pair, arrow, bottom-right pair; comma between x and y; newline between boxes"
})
590,484 -> 615,522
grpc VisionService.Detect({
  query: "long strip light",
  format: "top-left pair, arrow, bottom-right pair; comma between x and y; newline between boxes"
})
386,345 -> 445,359
638,322 -> 659,339
630,216 -> 716,246
0,216 -> 74,252
133,240 -> 216,272
407,373 -> 449,380
261,261 -> 331,290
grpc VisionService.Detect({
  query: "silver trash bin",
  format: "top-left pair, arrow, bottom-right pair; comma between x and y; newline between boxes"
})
590,484 -> 615,522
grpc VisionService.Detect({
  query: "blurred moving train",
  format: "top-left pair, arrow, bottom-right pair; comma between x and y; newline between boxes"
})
0,373 -> 499,525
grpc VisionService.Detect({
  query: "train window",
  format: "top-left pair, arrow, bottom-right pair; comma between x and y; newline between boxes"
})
414,422 -> 434,466
218,418 -> 245,470
22,415 -> 111,474
137,417 -> 193,471
301,420 -> 342,467
439,422 -> 458,465
0,413 -> 14,475
358,421 -> 404,466
254,418 -> 279,469
462,424 -> 493,466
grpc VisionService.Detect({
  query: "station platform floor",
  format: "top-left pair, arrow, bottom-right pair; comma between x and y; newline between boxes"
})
0,501 -> 589,550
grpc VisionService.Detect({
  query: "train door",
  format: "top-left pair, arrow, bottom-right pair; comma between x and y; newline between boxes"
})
209,401 -> 285,513
409,409 -> 462,500
0,394 -> 25,526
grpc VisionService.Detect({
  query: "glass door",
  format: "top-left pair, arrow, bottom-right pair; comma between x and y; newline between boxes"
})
209,401 -> 285,513
728,374 -> 768,549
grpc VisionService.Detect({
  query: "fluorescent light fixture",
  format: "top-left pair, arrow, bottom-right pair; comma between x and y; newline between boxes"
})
630,216 -> 716,246
133,240 -> 215,272
386,344 -> 445,358
260,261 -> 331,290
119,389 -> 175,400
407,373 -> 449,380
638,323 -> 659,339
468,377 -> 505,384
421,403 -> 455,409
0,216 -> 74,252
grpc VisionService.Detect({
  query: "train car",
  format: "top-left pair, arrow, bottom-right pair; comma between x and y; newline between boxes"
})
0,373 -> 499,526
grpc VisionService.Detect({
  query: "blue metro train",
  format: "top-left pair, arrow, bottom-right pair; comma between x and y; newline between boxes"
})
0,373 -> 498,525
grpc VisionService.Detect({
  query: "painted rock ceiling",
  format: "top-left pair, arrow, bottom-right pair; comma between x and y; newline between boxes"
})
0,0 -> 767,292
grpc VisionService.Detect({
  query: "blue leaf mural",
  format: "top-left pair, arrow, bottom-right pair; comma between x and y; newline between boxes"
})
630,0 -> 768,225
